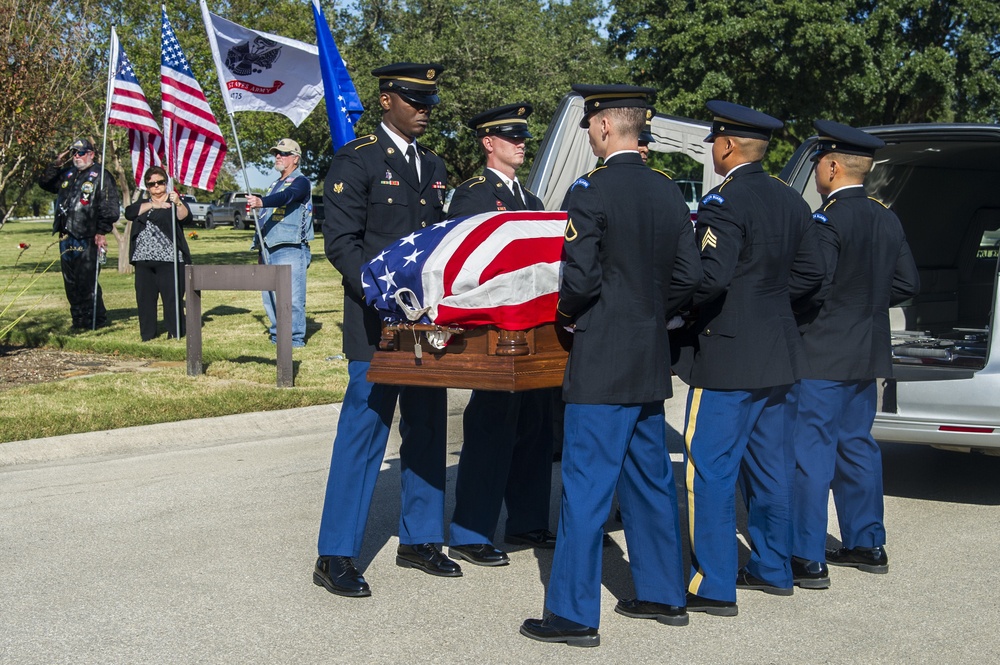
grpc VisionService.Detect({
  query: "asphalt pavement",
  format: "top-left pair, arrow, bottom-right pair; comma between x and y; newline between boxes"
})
2,381 -> 999,664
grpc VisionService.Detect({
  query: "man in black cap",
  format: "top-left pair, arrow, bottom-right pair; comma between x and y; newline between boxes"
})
315,62 -> 459,598
39,138 -> 120,330
445,103 -> 557,568
675,100 -> 825,615
521,84 -> 701,647
790,120 -> 919,588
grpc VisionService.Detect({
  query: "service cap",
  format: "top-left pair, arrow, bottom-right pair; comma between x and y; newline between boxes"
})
572,84 -> 655,129
372,62 -> 444,106
810,119 -> 885,161
468,102 -> 533,139
703,100 -> 783,142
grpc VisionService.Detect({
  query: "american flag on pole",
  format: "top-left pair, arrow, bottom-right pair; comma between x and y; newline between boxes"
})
107,27 -> 163,187
361,211 -> 568,329
160,6 -> 227,191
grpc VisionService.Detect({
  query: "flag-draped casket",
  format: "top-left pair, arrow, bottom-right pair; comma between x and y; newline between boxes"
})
363,210 -> 572,390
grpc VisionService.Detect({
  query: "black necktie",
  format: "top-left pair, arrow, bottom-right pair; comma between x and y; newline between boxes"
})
512,181 -> 525,210
405,145 -> 418,183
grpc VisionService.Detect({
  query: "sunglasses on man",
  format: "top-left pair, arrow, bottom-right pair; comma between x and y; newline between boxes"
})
274,151 -> 296,157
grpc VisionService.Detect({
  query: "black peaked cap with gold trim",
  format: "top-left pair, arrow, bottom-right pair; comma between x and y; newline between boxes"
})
468,103 -> 533,139
572,84 -> 656,128
810,119 -> 885,161
372,62 -> 444,106
703,100 -> 783,142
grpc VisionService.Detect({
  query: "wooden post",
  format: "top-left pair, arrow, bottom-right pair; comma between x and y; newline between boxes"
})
185,264 -> 294,387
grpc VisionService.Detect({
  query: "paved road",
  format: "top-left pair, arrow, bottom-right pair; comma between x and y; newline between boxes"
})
2,382 -> 999,664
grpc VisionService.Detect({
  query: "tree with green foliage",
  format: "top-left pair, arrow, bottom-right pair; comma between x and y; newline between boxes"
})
0,0 -> 106,227
607,0 -> 1000,168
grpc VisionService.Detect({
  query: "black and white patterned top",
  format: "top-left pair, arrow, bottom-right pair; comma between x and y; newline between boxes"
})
132,222 -> 184,263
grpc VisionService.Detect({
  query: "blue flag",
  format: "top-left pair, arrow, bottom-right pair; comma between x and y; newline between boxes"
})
311,0 -> 363,150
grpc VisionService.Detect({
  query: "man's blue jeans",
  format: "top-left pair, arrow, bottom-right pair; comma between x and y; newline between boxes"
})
262,243 -> 310,346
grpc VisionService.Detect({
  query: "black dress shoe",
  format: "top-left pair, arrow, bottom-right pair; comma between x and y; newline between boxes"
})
792,556 -> 831,589
505,529 -> 557,549
685,592 -> 738,617
449,543 -> 509,566
614,598 -> 689,626
396,543 -> 463,577
313,556 -> 371,597
826,545 -> 889,574
520,614 -> 600,647
735,569 -> 794,596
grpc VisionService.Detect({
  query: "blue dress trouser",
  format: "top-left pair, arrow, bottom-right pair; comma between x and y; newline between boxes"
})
317,360 -> 447,557
684,386 -> 795,601
546,402 -> 685,629
450,389 -> 552,546
792,379 -> 884,560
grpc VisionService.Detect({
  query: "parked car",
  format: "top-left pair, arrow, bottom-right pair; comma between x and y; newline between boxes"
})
206,192 -> 251,229
529,93 -> 1000,454
180,195 -> 211,228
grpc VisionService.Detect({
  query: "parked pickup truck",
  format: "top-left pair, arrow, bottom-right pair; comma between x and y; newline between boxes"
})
180,195 -> 211,227
206,192 -> 251,229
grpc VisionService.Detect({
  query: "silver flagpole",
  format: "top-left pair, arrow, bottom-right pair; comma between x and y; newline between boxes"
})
226,113 -> 268,264
170,180 -> 180,339
94,27 -> 119,330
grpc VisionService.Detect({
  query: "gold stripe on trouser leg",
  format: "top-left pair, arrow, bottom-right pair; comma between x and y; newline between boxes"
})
685,386 -> 704,593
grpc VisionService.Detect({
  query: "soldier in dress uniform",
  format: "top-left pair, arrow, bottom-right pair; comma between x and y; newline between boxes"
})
314,62 -> 461,598
445,103 -> 559,568
790,120 -> 920,588
521,84 -> 702,647
675,101 -> 825,616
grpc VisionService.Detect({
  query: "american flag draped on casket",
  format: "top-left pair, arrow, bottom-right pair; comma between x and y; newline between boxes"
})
361,210 -> 568,330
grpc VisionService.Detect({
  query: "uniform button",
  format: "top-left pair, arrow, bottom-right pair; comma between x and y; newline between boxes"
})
705,329 -> 711,335
420,198 -> 426,205
387,198 -> 393,204
421,221 -> 427,227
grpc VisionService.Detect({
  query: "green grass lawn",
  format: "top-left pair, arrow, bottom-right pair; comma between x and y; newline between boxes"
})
1,221 -> 349,443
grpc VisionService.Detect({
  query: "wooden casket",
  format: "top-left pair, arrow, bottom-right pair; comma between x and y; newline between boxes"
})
366,322 -> 572,391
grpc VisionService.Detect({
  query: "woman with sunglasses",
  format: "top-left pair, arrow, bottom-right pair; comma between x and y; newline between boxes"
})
124,166 -> 191,341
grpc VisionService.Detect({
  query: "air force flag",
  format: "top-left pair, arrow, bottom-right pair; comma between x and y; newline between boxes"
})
362,211 -> 568,329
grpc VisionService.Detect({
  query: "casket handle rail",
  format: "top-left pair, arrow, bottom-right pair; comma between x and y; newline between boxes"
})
378,322 -> 468,352
378,322 -> 533,357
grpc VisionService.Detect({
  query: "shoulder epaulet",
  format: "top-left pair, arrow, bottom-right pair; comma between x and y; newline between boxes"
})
770,174 -> 789,185
459,176 -> 486,188
651,168 -> 673,180
349,134 -> 377,150
586,165 -> 606,178
868,196 -> 889,209
822,198 -> 837,211
419,144 -> 439,157
717,175 -> 735,191
523,185 -> 538,198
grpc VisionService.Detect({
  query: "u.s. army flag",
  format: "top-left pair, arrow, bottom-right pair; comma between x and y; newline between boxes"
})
200,1 -> 323,127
